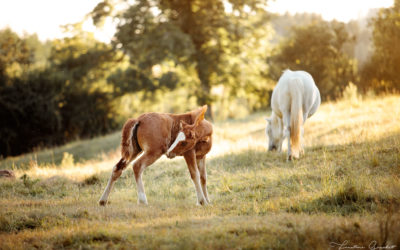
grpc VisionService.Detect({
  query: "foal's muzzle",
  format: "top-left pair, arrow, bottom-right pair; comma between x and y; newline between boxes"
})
166,152 -> 176,159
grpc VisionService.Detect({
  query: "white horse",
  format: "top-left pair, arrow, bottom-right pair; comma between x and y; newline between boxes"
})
266,70 -> 320,160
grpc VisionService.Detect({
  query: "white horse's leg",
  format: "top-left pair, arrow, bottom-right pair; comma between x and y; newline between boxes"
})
300,126 -> 305,155
282,111 -> 292,161
132,151 -> 162,205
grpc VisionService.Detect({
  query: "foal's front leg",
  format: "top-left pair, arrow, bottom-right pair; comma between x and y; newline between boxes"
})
132,150 -> 162,205
196,156 -> 210,203
184,150 -> 208,206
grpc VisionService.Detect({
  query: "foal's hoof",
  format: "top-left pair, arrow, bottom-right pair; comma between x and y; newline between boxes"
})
99,200 -> 107,206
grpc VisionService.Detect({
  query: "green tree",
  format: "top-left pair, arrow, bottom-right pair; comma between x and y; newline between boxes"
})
0,28 -> 33,82
92,0 -> 270,118
0,28 -> 121,157
24,34 -> 52,69
0,71 -> 64,156
48,26 -> 120,91
268,21 -> 357,100
47,30 -> 122,139
361,0 -> 400,93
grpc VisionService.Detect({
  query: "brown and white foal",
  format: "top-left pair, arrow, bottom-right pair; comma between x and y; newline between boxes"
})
99,106 -> 213,206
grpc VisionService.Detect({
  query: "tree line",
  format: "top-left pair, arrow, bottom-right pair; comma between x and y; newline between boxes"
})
1,0 -> 399,157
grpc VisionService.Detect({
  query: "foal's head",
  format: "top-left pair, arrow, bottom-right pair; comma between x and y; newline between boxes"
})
266,112 -> 284,152
166,106 -> 207,158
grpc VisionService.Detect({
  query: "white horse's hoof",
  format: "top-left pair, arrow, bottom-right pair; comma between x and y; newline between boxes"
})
137,200 -> 148,205
287,154 -> 300,161
197,199 -> 209,206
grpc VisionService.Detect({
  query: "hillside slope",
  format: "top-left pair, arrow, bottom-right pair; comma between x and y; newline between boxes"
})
1,95 -> 400,249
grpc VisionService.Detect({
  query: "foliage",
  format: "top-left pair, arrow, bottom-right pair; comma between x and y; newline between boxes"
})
268,20 -> 357,100
0,29 -> 34,82
269,12 -> 324,44
361,0 -> 400,93
0,70 -> 64,156
215,9 -> 274,114
0,69 -> 118,157
107,67 -> 171,95
49,33 -> 118,87
0,30 -> 120,157
0,29 -> 51,78
92,0 -> 272,118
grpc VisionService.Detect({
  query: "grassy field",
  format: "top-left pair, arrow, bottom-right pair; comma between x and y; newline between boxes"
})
1,95 -> 400,249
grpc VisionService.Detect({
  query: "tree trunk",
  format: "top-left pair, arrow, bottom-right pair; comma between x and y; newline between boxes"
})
195,54 -> 214,121
180,1 -> 215,120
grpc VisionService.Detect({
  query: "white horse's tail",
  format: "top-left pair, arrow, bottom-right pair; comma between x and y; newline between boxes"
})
289,78 -> 303,158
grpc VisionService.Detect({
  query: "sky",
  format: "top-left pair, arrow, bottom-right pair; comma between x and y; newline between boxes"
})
0,0 -> 395,42
0,0 -> 114,42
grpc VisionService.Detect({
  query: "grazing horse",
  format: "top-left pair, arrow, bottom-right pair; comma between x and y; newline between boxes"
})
266,69 -> 320,160
99,106 -> 213,206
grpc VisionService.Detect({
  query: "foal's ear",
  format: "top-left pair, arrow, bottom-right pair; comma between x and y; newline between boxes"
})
194,105 -> 207,126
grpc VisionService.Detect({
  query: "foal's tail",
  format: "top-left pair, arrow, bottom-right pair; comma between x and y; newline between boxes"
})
290,78 -> 303,158
121,119 -> 142,162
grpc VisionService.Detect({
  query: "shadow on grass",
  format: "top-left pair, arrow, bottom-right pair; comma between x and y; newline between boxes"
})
288,183 -> 399,216
291,131 -> 400,215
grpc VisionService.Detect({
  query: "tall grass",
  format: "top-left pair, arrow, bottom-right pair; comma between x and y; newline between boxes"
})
1,95 -> 400,249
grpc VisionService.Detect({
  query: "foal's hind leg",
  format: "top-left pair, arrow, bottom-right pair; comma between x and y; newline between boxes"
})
99,158 -> 130,206
132,150 -> 162,205
99,149 -> 142,206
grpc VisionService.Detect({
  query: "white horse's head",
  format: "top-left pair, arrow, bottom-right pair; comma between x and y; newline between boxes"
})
265,112 -> 284,152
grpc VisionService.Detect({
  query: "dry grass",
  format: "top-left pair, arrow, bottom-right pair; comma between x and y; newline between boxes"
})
1,94 -> 400,249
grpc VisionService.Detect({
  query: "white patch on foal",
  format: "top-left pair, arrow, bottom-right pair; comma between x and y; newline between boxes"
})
138,192 -> 148,204
167,131 -> 186,154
